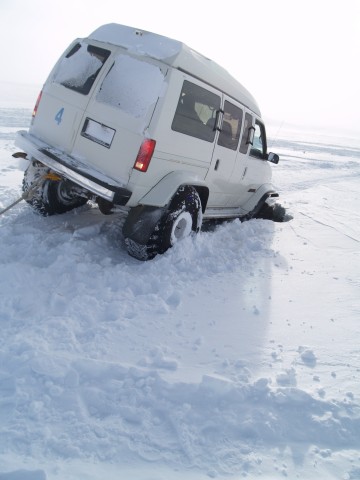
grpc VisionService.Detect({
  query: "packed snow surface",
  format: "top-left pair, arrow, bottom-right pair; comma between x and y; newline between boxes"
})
0,108 -> 360,479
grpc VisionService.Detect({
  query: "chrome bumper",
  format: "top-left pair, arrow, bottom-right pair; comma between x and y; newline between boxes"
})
15,130 -> 132,205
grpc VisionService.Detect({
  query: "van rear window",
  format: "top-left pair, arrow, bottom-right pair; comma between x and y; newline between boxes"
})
53,43 -> 110,95
97,55 -> 165,119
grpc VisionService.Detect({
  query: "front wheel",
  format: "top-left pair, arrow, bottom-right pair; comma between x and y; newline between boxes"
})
125,186 -> 202,260
255,201 -> 290,222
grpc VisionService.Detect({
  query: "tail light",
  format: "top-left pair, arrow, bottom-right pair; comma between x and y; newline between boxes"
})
32,90 -> 43,123
133,138 -> 156,172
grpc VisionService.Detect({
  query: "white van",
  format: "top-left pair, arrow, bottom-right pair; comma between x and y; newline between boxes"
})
15,23 -> 284,260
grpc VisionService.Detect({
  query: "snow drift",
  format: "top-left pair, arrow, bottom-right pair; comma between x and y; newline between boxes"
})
0,108 -> 360,479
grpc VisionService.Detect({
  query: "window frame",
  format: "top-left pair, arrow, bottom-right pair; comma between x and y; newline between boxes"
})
249,120 -> 267,159
239,112 -> 253,154
217,100 -> 243,151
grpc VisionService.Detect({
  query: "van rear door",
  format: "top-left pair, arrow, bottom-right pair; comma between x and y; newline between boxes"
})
71,53 -> 167,186
30,41 -> 111,153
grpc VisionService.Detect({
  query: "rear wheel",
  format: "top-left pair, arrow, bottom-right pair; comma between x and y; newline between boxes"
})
23,161 -> 87,216
125,186 -> 202,260
156,186 -> 202,253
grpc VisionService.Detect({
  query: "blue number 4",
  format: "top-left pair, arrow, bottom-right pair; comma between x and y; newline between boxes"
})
55,107 -> 64,125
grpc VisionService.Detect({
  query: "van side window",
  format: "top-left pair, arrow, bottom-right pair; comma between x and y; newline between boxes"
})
171,80 -> 220,142
250,121 -> 267,159
217,101 -> 243,150
53,43 -> 110,95
239,112 -> 253,154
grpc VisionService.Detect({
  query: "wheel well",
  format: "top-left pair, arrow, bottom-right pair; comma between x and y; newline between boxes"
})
187,185 -> 209,213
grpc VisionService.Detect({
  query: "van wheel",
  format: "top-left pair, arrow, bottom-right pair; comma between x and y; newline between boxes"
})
255,201 -> 289,222
125,186 -> 202,260
161,185 -> 202,244
23,161 -> 87,216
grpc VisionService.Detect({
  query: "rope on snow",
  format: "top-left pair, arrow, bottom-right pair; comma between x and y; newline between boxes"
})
0,173 -> 58,216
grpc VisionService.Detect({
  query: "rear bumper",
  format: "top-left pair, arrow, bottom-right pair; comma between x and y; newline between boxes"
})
15,130 -> 132,205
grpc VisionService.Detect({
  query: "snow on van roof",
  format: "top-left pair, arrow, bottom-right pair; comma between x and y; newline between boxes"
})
89,24 -> 261,116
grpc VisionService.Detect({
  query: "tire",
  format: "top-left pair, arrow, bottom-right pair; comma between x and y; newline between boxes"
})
255,201 -> 288,222
23,161 -> 87,216
125,186 -> 202,260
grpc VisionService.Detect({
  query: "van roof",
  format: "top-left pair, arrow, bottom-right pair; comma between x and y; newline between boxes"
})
89,24 -> 261,116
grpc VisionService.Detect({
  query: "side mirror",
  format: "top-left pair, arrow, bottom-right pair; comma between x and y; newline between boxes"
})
267,152 -> 279,164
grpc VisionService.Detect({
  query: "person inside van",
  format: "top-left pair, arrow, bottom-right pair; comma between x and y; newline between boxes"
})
177,93 -> 202,123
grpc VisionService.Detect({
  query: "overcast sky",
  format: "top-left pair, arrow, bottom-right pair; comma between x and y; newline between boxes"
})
0,0 -> 359,133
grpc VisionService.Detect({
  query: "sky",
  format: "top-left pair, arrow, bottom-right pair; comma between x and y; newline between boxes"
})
0,0 -> 359,133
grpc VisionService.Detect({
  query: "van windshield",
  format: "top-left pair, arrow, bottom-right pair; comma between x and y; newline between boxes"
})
96,55 -> 165,119
53,42 -> 110,95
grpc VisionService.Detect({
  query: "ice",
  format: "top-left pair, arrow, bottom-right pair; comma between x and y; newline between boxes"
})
0,471 -> 46,480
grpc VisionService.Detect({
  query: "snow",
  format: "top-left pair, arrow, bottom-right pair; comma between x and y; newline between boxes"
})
1,107 -> 360,480
96,55 -> 165,118
89,24 -> 182,60
82,119 -> 115,148
52,42 -> 102,90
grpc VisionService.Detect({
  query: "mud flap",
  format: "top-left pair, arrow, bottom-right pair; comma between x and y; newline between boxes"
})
122,205 -> 167,244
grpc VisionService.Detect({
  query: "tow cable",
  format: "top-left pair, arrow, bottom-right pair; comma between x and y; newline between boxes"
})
0,172 -> 61,217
